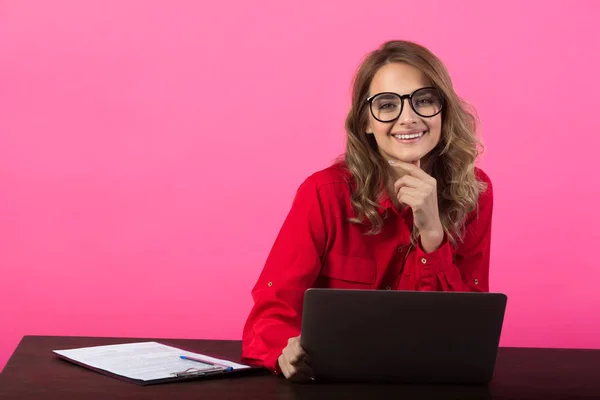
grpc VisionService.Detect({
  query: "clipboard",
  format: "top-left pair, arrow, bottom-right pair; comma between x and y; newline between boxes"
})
52,341 -> 262,385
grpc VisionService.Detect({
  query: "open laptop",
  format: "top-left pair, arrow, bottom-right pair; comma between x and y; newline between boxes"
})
300,289 -> 507,384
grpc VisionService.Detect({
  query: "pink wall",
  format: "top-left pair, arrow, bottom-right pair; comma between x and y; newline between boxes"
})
1,0 -> 599,371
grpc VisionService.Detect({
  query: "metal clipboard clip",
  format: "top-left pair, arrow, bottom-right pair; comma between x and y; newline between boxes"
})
170,366 -> 229,378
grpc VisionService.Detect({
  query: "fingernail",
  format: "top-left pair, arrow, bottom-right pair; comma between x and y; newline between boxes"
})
388,160 -> 395,164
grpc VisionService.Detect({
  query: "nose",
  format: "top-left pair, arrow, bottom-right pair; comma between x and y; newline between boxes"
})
397,97 -> 418,125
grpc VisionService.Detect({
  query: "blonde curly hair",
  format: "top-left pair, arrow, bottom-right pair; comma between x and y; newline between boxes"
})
344,40 -> 487,246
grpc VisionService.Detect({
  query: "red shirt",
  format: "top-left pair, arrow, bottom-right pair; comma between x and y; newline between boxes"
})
241,162 -> 494,372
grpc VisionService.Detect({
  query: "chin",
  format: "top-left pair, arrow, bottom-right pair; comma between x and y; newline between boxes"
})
390,152 -> 425,163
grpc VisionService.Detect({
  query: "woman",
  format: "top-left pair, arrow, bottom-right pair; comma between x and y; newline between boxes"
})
241,40 -> 493,381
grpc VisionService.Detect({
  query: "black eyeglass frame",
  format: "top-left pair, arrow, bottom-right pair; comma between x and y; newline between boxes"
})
364,87 -> 445,122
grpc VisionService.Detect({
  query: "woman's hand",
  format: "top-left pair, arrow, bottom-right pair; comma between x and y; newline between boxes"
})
277,336 -> 314,382
390,159 -> 444,252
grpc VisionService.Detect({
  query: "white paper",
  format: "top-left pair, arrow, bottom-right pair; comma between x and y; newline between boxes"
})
53,341 -> 250,382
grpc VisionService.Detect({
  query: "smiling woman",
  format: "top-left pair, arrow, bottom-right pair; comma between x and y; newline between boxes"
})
241,40 -> 493,382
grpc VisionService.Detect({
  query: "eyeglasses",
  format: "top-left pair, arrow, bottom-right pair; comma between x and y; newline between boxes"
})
365,87 -> 444,122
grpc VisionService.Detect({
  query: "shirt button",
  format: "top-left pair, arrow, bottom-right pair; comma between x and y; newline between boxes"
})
474,279 -> 479,285
267,281 -> 273,287
421,258 -> 427,264
396,246 -> 404,253
385,285 -> 392,290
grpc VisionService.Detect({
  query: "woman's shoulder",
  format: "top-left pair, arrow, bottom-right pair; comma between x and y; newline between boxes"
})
474,166 -> 492,186
300,160 -> 352,191
473,166 -> 493,199
292,160 -> 353,209
471,166 -> 493,217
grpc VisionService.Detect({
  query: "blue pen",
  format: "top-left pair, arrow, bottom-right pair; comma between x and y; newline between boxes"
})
180,355 -> 234,372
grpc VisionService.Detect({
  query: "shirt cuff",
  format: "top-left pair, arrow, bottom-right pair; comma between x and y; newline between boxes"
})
416,233 -> 453,281
263,347 -> 285,375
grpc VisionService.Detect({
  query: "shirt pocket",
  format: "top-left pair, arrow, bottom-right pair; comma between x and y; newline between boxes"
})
320,253 -> 377,288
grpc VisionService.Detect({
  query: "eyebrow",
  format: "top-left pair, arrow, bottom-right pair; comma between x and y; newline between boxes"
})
370,87 -> 429,96
373,93 -> 398,99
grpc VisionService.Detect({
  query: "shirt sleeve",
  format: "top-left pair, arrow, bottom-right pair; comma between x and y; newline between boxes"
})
241,177 -> 327,372
414,169 -> 494,292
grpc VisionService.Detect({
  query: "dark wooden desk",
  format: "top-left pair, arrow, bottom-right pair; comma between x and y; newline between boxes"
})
0,336 -> 599,399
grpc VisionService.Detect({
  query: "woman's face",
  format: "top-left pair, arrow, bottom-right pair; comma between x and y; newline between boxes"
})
366,62 -> 443,165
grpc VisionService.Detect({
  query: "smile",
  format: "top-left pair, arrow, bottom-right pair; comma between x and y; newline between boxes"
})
392,131 -> 426,141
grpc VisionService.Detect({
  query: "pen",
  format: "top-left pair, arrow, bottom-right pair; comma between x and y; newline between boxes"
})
180,355 -> 234,372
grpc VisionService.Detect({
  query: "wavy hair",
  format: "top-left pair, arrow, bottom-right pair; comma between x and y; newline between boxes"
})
344,40 -> 487,246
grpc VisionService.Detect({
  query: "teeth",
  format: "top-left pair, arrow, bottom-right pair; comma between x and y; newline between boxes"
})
394,131 -> 425,140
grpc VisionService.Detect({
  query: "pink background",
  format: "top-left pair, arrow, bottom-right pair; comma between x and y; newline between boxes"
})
1,0 -> 599,371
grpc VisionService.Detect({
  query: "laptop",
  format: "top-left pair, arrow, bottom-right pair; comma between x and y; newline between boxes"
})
300,289 -> 507,384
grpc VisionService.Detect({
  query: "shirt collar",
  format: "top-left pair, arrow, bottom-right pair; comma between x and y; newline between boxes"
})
377,188 -> 400,216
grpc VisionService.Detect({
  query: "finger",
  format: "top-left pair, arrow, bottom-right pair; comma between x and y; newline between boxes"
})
283,348 -> 299,365
279,359 -> 292,379
398,193 -> 420,207
284,346 -> 305,365
292,340 -> 307,361
284,337 -> 306,364
295,360 -> 315,378
388,159 -> 433,182
283,359 -> 312,382
394,175 -> 428,192
288,336 -> 303,350
289,361 -> 314,383
397,187 -> 421,198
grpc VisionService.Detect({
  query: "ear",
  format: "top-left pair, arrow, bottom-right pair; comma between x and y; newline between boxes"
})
366,122 -> 373,135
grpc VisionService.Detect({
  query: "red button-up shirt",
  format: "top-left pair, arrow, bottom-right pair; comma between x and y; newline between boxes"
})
241,162 -> 493,372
